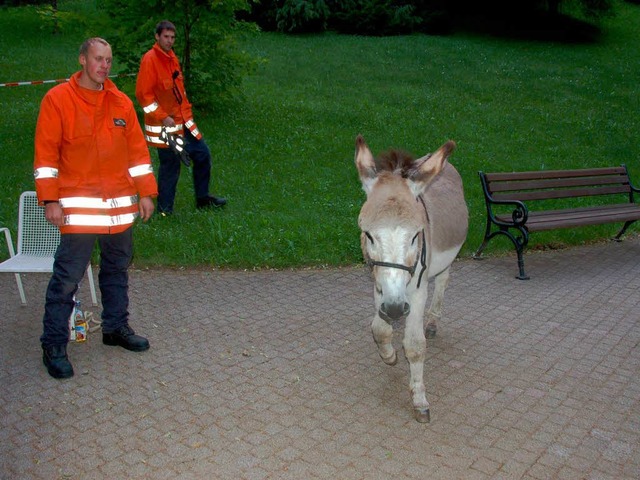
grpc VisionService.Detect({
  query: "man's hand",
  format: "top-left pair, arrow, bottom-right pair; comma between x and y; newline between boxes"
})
162,116 -> 176,128
45,202 -> 64,226
139,196 -> 155,221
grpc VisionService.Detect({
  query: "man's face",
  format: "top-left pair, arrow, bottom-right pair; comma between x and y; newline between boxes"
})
79,42 -> 112,86
156,29 -> 176,53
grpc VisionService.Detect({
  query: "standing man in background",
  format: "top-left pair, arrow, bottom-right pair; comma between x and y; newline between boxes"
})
34,37 -> 158,379
136,20 -> 227,215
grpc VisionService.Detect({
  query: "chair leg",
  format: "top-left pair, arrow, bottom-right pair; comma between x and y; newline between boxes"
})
473,238 -> 488,259
86,264 -> 98,306
613,220 -> 634,241
515,248 -> 530,280
472,219 -> 493,259
14,273 -> 27,305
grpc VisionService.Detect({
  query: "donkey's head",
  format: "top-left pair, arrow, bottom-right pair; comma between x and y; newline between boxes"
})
355,135 -> 456,322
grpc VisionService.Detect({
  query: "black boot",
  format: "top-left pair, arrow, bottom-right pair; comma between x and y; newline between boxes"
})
42,344 -> 74,379
103,325 -> 150,352
196,195 -> 227,209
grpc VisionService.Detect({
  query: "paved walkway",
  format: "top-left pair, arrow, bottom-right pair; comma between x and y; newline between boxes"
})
1,238 -> 639,480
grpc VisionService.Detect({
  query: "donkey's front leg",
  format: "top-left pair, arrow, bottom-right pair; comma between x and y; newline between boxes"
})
404,307 -> 430,422
372,314 -> 397,365
425,267 -> 450,338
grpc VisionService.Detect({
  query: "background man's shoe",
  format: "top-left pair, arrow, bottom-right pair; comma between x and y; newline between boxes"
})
103,325 -> 150,352
196,195 -> 227,209
42,344 -> 74,379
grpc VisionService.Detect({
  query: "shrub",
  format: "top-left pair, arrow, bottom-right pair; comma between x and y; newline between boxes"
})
329,0 -> 422,36
276,0 -> 330,33
0,0 -> 48,5
242,0 -> 279,31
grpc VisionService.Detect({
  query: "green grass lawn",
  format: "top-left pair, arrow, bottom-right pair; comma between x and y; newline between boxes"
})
1,2 -> 639,269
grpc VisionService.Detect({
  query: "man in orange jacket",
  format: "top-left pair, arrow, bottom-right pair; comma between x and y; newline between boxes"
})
136,20 -> 226,215
34,37 -> 158,379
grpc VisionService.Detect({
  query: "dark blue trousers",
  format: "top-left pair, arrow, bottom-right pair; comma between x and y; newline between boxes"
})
40,228 -> 133,347
157,130 -> 212,213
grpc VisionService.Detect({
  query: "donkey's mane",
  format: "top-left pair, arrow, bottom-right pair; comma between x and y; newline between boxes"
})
376,149 -> 427,178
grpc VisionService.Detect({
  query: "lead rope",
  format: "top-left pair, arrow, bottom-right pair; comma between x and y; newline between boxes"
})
415,195 -> 430,289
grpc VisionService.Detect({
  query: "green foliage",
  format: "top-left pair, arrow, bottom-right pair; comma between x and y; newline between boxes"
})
334,0 -> 423,35
578,0 -> 616,17
242,0 -> 279,31
0,0 -> 48,5
36,3 -> 82,34
94,0 -> 259,111
249,0 -> 615,36
247,0 -> 425,34
275,0 -> 330,33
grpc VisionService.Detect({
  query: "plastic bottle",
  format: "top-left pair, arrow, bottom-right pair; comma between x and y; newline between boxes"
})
69,299 -> 87,342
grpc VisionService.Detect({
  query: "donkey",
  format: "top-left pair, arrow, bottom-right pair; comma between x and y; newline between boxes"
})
355,135 -> 468,422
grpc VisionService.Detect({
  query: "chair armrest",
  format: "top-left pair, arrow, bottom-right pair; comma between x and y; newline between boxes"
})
478,171 -> 529,227
621,164 -> 640,196
487,198 -> 529,228
1,227 -> 17,258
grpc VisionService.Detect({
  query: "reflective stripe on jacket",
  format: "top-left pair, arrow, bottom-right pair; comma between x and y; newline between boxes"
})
135,43 -> 202,149
33,71 -> 158,234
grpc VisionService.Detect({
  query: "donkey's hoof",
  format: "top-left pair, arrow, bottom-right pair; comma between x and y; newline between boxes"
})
425,324 -> 437,339
414,407 -> 431,423
380,350 -> 398,366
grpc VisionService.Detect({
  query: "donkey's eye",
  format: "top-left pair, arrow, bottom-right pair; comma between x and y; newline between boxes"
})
411,232 -> 419,245
365,232 -> 374,244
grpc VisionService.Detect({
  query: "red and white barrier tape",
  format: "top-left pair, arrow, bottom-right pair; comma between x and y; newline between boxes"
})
0,73 -> 135,88
0,78 -> 68,87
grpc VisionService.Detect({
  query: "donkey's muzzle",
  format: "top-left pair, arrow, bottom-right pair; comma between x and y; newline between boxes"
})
379,302 -> 410,323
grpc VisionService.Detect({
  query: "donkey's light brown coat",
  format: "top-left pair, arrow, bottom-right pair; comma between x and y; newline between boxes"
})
355,135 -> 468,422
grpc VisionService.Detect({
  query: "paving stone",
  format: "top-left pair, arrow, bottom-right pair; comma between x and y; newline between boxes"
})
1,238 -> 639,478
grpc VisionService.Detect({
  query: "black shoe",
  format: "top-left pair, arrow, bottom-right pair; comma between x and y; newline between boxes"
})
196,195 -> 227,209
42,344 -> 74,379
103,325 -> 150,352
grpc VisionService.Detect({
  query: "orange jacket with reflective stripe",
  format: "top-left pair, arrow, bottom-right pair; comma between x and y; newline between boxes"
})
34,71 -> 158,235
135,43 -> 202,149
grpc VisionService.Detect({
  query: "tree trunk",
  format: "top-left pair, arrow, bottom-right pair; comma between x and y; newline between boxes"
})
183,24 -> 191,88
52,0 -> 59,34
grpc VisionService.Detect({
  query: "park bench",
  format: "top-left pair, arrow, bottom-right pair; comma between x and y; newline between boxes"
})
473,165 -> 640,279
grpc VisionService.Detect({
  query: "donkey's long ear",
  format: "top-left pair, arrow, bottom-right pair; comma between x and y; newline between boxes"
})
355,135 -> 377,194
408,140 -> 456,196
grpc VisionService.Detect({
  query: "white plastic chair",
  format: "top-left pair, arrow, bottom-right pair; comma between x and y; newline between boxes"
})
0,191 -> 98,306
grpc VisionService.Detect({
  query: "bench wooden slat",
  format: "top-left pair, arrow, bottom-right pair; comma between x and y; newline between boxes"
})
489,175 -> 630,193
493,184 -> 631,202
484,166 -> 626,182
496,203 -> 640,231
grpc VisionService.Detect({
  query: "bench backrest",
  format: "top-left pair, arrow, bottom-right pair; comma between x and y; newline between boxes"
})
480,166 -> 634,202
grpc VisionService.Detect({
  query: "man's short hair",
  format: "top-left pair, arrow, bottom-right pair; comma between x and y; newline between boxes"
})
79,37 -> 110,56
155,20 -> 176,35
